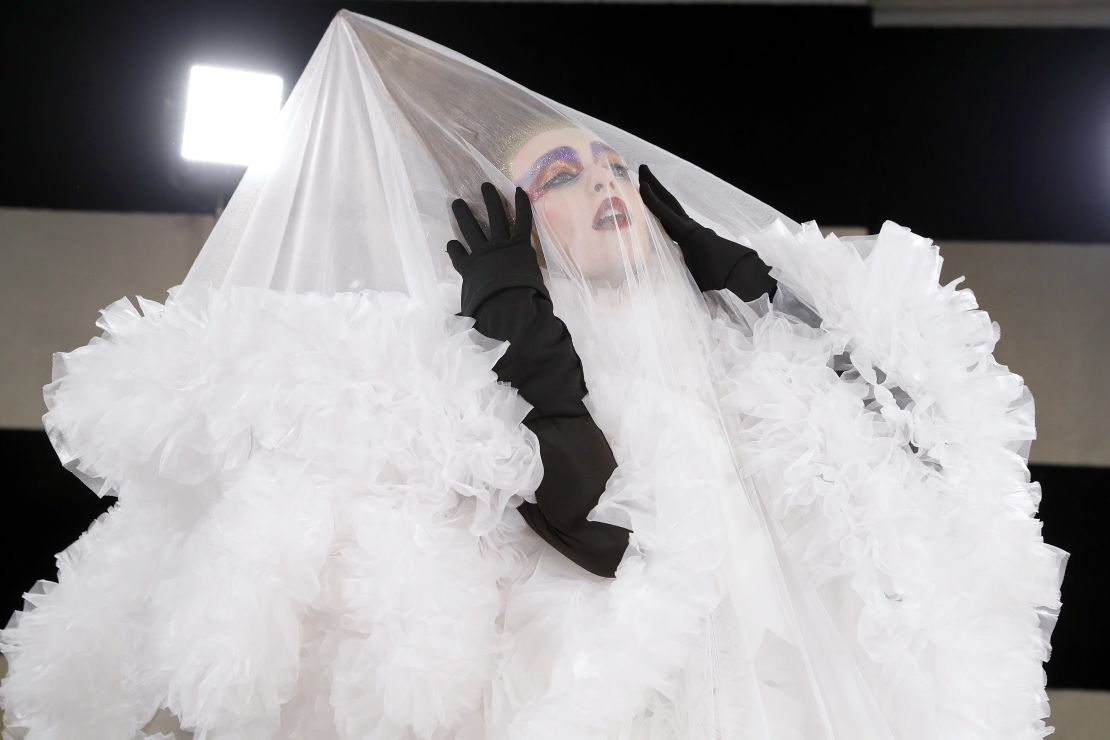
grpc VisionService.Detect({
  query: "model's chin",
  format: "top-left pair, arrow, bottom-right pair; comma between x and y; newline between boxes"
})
551,231 -> 651,284
578,250 -> 639,286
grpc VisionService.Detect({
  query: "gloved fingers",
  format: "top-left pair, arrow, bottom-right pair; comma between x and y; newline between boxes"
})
638,164 -> 689,219
638,165 -> 695,241
638,170 -> 665,217
512,186 -> 533,239
481,182 -> 511,242
637,166 -> 675,232
451,197 -> 489,250
445,239 -> 469,271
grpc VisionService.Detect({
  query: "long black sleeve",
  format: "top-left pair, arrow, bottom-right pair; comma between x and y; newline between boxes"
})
719,248 -> 778,303
470,287 -> 589,423
514,415 -> 629,578
468,286 -> 631,578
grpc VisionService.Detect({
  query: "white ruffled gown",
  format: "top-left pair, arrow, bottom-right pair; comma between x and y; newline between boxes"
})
0,219 -> 1066,740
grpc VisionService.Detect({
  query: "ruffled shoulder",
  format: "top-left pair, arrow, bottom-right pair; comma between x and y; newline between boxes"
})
41,283 -> 541,535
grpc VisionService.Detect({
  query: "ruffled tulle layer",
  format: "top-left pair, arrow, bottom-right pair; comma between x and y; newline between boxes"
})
708,219 -> 1067,739
1,219 -> 1066,740
0,283 -> 741,740
2,287 -> 548,739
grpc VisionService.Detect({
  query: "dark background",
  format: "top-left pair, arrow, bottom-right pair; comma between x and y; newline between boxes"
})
3,0 -> 1106,691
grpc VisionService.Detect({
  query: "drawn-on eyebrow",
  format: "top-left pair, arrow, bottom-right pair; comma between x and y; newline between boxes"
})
591,141 -> 621,161
516,146 -> 582,189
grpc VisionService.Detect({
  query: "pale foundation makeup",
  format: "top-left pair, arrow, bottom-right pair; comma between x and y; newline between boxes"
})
509,127 -> 652,281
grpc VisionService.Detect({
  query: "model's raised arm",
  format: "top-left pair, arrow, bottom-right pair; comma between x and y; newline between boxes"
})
447,182 -> 631,578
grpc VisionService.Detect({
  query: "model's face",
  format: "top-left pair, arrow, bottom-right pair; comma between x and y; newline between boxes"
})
510,127 -> 652,281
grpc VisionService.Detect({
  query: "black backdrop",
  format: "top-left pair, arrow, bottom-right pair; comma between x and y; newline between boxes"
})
5,1 -> 1110,243
3,0 -> 1107,692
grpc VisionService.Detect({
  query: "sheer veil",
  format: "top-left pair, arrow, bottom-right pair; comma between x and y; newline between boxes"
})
1,9 -> 1065,740
187,11 -> 895,736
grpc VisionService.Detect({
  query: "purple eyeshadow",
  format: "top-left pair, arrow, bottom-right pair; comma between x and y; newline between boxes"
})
517,146 -> 581,190
516,141 -> 627,193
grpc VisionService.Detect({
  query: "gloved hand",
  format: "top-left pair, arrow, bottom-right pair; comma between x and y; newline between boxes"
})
447,182 -> 548,318
638,164 -> 777,300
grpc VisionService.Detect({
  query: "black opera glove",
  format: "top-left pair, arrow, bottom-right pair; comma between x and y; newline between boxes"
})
447,184 -> 628,578
447,182 -> 589,422
638,164 -> 778,301
446,182 -> 548,318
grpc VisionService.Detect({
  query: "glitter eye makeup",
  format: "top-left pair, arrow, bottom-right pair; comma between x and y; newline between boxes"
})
606,160 -> 631,178
516,141 -> 631,199
591,141 -> 631,180
518,146 -> 583,198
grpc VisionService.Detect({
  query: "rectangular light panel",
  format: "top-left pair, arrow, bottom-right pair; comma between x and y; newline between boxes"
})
182,64 -> 283,167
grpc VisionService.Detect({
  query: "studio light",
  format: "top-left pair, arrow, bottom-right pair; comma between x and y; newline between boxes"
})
181,64 -> 283,167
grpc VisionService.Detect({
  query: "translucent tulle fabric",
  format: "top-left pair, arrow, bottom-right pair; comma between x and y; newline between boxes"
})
1,10 -> 1066,739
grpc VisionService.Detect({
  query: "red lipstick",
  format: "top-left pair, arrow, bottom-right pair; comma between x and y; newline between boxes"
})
593,196 -> 631,230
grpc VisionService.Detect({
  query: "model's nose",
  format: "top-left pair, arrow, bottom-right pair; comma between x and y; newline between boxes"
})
592,167 -> 617,192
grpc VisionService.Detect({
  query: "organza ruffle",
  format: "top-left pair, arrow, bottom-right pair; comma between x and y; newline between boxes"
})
2,285 -> 546,740
707,218 -> 1067,740
1,283 -> 756,740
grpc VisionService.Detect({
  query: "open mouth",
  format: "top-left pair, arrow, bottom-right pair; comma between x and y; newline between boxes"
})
593,196 -> 631,230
